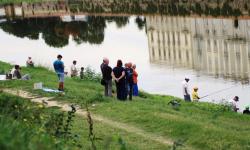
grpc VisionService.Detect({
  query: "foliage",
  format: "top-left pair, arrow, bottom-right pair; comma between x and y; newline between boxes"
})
84,67 -> 102,82
0,69 -> 5,74
1,61 -> 250,149
0,93 -> 73,150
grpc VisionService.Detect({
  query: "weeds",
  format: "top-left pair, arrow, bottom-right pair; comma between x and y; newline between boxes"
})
0,69 -> 5,74
64,105 -> 76,139
45,112 -> 64,137
86,103 -> 97,150
172,139 -> 186,150
84,67 -> 102,82
118,136 -> 127,150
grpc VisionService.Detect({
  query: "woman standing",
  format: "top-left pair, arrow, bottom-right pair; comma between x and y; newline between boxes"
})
132,64 -> 139,96
112,60 -> 126,100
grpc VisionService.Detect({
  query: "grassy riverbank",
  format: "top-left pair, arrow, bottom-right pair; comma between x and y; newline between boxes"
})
0,60 -> 250,150
0,92 -> 169,150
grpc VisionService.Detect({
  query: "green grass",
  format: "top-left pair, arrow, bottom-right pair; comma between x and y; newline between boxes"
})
0,92 -> 170,150
0,61 -> 250,150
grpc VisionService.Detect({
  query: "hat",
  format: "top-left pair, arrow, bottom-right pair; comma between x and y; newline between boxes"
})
193,87 -> 198,90
185,76 -> 189,79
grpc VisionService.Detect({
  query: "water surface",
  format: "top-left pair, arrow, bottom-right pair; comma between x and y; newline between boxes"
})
0,2 -> 250,111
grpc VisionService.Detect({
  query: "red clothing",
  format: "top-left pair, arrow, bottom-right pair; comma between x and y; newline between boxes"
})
133,70 -> 138,84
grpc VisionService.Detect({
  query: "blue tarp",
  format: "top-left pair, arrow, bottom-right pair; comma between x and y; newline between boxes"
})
42,88 -> 62,93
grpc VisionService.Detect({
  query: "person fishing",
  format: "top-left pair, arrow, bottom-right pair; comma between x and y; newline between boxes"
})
192,87 -> 200,102
182,76 -> 191,102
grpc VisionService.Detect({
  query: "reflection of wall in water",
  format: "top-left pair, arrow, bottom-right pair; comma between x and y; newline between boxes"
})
0,7 -> 5,16
146,16 -> 250,82
1,2 -> 69,19
22,1 -> 69,17
147,16 -> 193,68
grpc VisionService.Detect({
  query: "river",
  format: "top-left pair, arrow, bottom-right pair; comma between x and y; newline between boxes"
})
0,2 -> 250,111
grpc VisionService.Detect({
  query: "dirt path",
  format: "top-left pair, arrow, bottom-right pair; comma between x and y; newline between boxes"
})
2,89 -> 191,149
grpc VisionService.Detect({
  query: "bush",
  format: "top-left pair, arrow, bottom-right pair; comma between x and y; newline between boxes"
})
84,67 -> 102,82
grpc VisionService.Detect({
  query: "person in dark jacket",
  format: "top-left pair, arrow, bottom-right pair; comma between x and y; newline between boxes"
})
112,60 -> 126,100
101,58 -> 112,97
125,62 -> 133,100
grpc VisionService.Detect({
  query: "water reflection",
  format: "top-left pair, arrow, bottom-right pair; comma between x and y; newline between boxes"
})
0,15 -> 136,47
0,0 -> 249,18
146,15 -> 250,83
0,1 -> 250,109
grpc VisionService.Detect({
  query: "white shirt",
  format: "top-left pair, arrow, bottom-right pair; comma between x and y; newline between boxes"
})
182,80 -> 189,95
229,99 -> 238,111
10,68 -> 15,75
70,64 -> 77,75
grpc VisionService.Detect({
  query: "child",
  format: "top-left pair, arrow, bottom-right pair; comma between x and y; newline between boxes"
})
80,67 -> 84,79
192,87 -> 200,102
26,57 -> 34,67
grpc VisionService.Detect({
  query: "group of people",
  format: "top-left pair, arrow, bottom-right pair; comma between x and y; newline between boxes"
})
100,58 -> 138,100
4,55 -> 250,114
9,65 -> 30,80
52,55 -> 140,100
53,55 -> 250,114
53,55 -> 87,91
182,77 -> 250,114
70,60 -> 85,79
5,57 -> 33,80
182,77 -> 202,102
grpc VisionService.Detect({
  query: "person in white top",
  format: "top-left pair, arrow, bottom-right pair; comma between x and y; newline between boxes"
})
229,96 -> 239,112
182,76 -> 191,102
26,57 -> 34,67
70,60 -> 78,77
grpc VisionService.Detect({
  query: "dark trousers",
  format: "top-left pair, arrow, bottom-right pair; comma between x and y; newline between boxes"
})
127,83 -> 133,100
184,95 -> 191,102
104,79 -> 112,97
116,81 -> 126,100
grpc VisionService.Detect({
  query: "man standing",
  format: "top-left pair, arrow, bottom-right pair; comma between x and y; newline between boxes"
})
125,62 -> 133,100
100,57 -> 106,73
182,77 -> 191,102
70,60 -> 78,77
101,58 -> 112,97
53,55 -> 65,91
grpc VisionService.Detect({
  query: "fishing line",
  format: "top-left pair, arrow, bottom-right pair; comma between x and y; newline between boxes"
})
199,84 -> 239,100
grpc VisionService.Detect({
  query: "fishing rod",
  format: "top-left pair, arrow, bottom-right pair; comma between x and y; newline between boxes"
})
199,85 -> 239,100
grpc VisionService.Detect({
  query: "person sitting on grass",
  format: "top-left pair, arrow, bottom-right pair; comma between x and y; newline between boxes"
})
243,106 -> 250,115
13,65 -> 30,80
80,67 -> 84,79
192,87 -> 200,102
26,57 -> 34,67
229,96 -> 239,112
